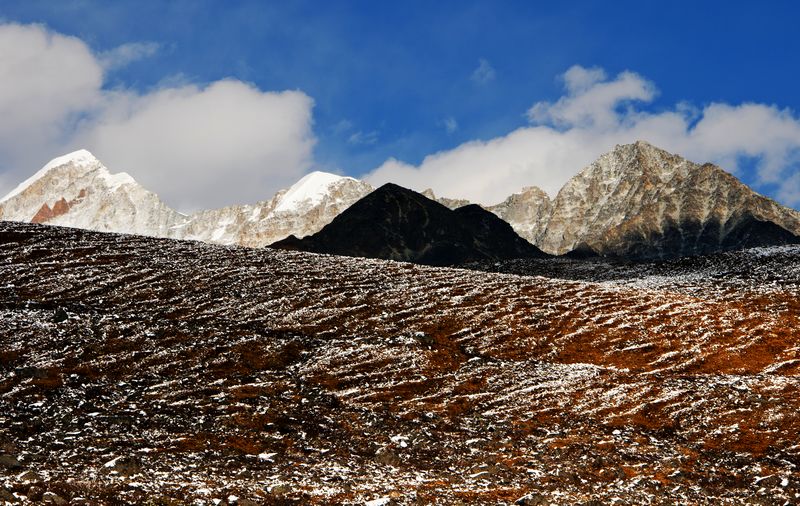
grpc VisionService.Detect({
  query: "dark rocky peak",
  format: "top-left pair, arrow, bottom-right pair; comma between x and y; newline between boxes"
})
271,183 -> 547,266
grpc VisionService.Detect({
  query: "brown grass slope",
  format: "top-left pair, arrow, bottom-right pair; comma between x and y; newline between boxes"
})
0,221 -> 799,504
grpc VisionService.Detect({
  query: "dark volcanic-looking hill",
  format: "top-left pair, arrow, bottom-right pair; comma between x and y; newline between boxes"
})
271,183 -> 547,265
2,221 -> 800,504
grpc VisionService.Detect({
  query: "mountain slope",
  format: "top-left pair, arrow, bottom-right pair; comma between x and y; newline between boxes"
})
6,143 -> 800,261
538,141 -> 800,258
2,221 -> 799,504
177,172 -> 373,247
487,185 -> 553,246
271,183 -> 547,265
421,188 -> 471,210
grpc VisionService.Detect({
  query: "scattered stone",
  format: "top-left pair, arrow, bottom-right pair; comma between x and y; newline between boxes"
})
516,492 -> 549,505
365,498 -> 392,506
52,307 -> 69,323
16,470 -> 38,482
41,491 -> 67,505
27,485 -> 44,501
375,447 -> 401,467
103,456 -> 141,476
0,487 -> 17,503
267,484 -> 291,496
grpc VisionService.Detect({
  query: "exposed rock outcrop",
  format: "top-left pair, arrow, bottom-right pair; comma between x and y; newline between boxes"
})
487,186 -> 553,246
537,141 -> 800,258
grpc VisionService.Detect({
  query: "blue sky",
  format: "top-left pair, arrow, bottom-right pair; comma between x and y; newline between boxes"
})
2,1 -> 800,209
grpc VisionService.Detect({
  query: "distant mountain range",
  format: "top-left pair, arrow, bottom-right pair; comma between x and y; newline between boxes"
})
2,141 -> 799,262
0,151 -> 373,247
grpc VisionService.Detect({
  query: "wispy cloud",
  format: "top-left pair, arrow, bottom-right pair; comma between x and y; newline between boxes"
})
98,41 -> 160,70
442,117 -> 458,134
470,58 -> 496,85
348,130 -> 379,146
332,119 -> 353,134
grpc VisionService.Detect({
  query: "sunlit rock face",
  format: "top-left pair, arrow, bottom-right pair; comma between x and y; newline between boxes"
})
0,150 -> 186,237
487,185 -> 553,247
537,141 -> 800,258
178,172 -> 374,247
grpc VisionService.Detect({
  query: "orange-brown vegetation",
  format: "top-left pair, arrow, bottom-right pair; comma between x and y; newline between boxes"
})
0,222 -> 798,504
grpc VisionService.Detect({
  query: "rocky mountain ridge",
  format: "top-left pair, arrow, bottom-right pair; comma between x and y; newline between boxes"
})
0,150 -> 186,237
536,141 -> 800,257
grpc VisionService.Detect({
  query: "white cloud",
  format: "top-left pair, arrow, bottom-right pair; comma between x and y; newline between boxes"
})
76,81 -> 315,210
527,67 -> 656,130
367,65 -> 800,207
98,41 -> 160,70
0,23 -> 316,211
470,58 -> 496,85
0,23 -> 102,170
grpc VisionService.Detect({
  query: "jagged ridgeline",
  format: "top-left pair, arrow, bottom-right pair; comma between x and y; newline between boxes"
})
2,142 -> 799,261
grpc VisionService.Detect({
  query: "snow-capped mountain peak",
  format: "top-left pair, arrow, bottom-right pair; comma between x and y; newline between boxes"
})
0,149 -> 105,204
273,171 -> 357,213
0,152 -> 375,248
180,171 -> 374,246
0,149 -> 184,236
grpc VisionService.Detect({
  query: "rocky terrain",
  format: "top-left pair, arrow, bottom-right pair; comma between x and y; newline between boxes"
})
486,186 -> 553,247
1,220 -> 799,504
272,184 -> 546,265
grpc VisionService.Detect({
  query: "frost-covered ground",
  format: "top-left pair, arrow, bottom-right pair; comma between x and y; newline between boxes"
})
1,221 -> 799,505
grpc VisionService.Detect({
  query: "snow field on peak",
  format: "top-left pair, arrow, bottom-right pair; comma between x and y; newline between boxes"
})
273,171 -> 355,213
96,169 -> 137,192
40,149 -> 99,172
0,149 -> 103,203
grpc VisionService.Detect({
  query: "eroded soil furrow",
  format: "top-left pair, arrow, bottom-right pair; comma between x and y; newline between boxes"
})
0,222 -> 799,504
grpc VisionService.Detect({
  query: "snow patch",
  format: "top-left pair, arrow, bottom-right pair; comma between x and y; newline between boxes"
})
97,169 -> 136,192
1,149 -> 101,203
273,171 -> 353,213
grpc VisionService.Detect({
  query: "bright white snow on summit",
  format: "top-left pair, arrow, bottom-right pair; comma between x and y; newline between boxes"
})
0,148 -> 136,204
0,149 -> 103,203
274,171 -> 356,213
